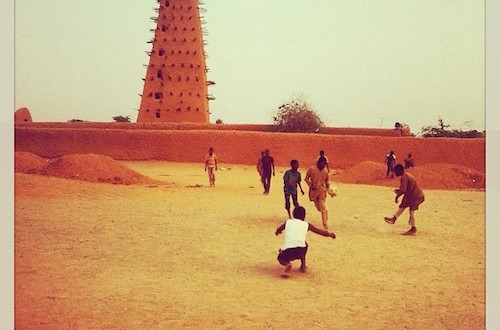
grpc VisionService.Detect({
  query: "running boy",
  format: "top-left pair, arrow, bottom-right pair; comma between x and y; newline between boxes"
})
275,206 -> 336,278
305,157 -> 332,229
384,164 -> 425,235
283,159 -> 305,218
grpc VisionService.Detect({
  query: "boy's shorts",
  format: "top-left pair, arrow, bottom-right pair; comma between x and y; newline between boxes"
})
277,244 -> 308,265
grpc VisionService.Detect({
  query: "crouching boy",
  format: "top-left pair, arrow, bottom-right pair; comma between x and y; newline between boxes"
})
275,206 -> 336,278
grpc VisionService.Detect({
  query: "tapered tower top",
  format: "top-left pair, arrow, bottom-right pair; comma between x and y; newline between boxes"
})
137,0 -> 214,123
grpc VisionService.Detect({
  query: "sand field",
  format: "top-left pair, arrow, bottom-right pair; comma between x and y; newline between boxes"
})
14,154 -> 485,329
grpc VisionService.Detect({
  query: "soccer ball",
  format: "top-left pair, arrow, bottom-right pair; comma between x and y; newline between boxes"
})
328,186 -> 338,197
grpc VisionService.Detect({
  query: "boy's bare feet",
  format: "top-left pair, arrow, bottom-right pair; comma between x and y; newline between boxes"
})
384,216 -> 396,224
281,263 -> 292,278
401,227 -> 417,236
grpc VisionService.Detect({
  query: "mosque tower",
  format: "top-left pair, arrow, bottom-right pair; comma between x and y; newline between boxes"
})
137,0 -> 215,123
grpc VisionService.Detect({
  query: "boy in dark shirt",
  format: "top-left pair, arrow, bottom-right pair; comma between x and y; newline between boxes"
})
283,159 -> 305,218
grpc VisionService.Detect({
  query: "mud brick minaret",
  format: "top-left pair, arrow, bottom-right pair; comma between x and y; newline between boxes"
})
137,0 -> 214,123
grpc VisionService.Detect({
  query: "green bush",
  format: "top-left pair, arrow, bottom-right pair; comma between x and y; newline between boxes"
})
272,97 -> 324,133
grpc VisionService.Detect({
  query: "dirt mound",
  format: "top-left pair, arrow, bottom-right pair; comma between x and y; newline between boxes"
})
15,151 -> 48,173
334,161 -> 485,190
15,152 -> 158,185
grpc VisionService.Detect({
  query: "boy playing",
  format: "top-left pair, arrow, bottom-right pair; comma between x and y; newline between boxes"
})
317,150 -> 330,173
204,147 -> 218,187
385,150 -> 397,178
384,164 -> 425,235
275,206 -> 336,278
260,149 -> 275,194
283,159 -> 305,218
305,157 -> 332,229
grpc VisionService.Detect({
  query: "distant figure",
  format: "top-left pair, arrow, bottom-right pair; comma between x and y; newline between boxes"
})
283,159 -> 305,218
317,150 -> 330,173
384,164 -> 425,236
404,153 -> 415,169
385,150 -> 397,178
305,157 -> 332,229
275,206 -> 336,278
256,150 -> 265,188
260,149 -> 275,194
204,147 -> 218,187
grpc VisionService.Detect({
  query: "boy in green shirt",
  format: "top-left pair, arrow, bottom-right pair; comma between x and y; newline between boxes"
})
283,159 -> 305,218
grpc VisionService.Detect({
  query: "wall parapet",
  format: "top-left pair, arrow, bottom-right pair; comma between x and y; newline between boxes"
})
15,126 -> 484,172
14,122 -> 406,137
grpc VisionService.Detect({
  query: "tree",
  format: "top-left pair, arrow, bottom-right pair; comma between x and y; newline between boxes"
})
272,97 -> 324,133
420,118 -> 482,138
112,115 -> 131,123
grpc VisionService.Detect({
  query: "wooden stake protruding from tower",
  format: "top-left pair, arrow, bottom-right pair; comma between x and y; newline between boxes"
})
137,0 -> 214,123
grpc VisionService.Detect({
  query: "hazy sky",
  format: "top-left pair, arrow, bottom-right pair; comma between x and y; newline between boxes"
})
15,0 -> 485,133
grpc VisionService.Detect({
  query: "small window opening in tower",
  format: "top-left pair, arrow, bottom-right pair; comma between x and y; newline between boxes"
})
156,110 -> 161,118
161,25 -> 167,32
154,92 -> 163,99
165,0 -> 169,7
159,49 -> 165,56
157,70 -> 163,79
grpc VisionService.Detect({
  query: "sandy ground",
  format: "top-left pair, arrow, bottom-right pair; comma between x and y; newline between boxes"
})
15,160 -> 485,329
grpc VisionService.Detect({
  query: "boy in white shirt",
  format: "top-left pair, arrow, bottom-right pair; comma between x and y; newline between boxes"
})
275,206 -> 336,278
204,147 -> 218,187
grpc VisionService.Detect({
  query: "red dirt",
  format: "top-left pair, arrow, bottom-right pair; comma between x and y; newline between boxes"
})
15,152 -> 484,190
15,152 -> 159,185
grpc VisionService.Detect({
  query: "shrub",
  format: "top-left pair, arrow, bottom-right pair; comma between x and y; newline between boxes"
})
420,118 -> 483,138
272,97 -> 324,133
